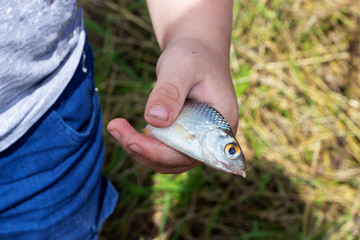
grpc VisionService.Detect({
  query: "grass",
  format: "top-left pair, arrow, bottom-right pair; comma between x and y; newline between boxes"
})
79,0 -> 360,239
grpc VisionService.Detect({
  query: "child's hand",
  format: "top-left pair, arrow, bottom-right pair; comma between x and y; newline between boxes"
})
107,0 -> 237,174
107,38 -> 238,174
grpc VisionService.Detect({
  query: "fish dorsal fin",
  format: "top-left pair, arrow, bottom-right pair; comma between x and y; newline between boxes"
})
173,123 -> 196,140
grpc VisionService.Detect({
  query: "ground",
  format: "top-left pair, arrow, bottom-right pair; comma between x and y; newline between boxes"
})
80,0 -> 360,239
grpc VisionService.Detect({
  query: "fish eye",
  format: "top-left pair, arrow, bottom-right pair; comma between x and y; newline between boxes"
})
224,143 -> 241,159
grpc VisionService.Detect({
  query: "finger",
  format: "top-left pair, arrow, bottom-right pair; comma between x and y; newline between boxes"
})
132,153 -> 200,174
107,118 -> 201,173
107,118 -> 137,150
144,48 -> 200,128
127,131 -> 199,166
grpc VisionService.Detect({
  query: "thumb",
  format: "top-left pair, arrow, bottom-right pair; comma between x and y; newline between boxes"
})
145,78 -> 193,128
144,44 -> 201,128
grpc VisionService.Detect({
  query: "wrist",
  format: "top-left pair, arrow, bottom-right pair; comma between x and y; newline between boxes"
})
147,0 -> 233,61
161,37 -> 231,67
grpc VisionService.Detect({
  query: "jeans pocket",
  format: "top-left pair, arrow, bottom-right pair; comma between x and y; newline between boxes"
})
49,90 -> 100,144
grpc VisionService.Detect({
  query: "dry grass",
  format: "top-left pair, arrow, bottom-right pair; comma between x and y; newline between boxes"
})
80,0 -> 360,239
233,0 -> 360,238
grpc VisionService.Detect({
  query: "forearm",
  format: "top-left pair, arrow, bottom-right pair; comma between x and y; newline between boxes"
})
146,0 -> 233,61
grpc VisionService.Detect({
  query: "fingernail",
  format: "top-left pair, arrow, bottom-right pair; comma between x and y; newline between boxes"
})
146,105 -> 168,121
108,129 -> 121,141
128,144 -> 142,156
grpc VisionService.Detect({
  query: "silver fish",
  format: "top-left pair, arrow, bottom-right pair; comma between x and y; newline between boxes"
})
143,99 -> 246,177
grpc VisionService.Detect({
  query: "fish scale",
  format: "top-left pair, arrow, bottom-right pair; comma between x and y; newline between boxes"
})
182,99 -> 231,132
144,99 -> 246,176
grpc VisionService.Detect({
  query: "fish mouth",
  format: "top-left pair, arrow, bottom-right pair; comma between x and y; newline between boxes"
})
212,151 -> 246,177
221,152 -> 246,178
217,162 -> 247,178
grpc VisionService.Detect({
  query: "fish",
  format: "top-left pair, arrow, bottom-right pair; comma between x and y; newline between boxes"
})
143,99 -> 246,177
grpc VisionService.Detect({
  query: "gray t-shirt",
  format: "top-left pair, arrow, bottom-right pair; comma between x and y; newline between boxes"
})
0,0 -> 85,151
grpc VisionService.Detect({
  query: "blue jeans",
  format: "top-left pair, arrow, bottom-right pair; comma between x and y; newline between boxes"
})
0,39 -> 118,239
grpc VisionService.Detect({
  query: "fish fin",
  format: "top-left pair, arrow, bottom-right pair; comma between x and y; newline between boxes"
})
142,128 -> 151,136
174,123 -> 196,140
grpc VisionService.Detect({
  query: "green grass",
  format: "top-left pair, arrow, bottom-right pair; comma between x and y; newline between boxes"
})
79,0 -> 360,239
